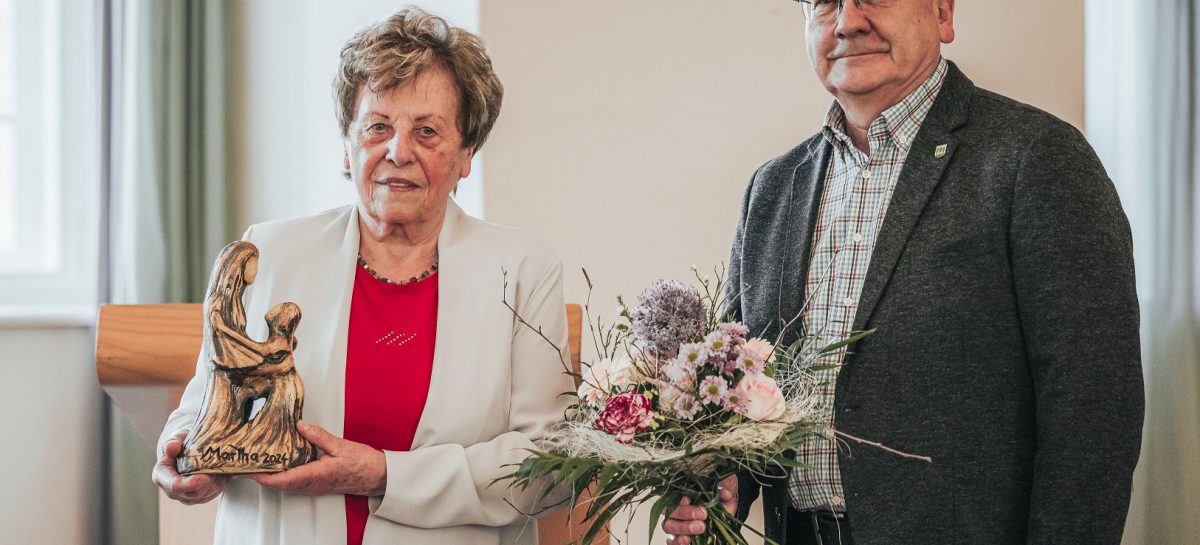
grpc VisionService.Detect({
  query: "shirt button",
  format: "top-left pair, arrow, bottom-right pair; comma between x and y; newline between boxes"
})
852,232 -> 864,243
832,496 -> 846,509
842,297 -> 855,307
897,135 -> 909,145
861,170 -> 872,179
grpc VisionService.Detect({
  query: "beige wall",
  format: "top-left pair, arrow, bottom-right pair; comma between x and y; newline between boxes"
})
480,1 -> 1083,543
948,0 -> 1085,126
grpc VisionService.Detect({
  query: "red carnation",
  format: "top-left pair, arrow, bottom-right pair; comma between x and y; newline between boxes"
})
594,391 -> 657,444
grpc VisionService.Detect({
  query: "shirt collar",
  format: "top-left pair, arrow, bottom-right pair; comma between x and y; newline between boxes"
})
822,57 -> 950,154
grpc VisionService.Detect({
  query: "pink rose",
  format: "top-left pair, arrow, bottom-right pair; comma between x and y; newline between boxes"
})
594,391 -> 657,444
736,373 -> 786,421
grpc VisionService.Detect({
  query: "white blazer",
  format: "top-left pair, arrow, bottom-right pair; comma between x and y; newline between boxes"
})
160,201 -> 574,545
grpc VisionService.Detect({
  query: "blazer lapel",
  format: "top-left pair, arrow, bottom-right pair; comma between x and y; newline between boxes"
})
303,207 -> 359,438
410,199 -> 469,449
776,140 -> 831,342
852,64 -> 973,332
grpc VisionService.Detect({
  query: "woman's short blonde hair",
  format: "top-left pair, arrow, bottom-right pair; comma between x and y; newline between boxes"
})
333,7 -> 503,152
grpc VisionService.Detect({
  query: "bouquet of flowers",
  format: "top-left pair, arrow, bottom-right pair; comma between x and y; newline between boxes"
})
503,268 -> 871,545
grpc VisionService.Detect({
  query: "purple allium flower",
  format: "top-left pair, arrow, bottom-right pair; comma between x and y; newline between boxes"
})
673,394 -> 702,420
698,375 -> 729,405
630,280 -> 707,358
718,322 -> 749,340
676,342 -> 709,369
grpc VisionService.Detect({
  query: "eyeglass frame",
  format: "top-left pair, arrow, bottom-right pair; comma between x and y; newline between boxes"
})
795,0 -> 868,20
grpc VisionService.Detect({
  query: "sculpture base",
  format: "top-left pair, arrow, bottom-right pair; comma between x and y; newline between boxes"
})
177,441 -> 316,475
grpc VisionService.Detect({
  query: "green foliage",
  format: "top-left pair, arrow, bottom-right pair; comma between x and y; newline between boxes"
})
501,420 -> 818,545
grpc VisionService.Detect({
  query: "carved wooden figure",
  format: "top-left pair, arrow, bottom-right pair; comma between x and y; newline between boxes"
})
176,241 -> 316,474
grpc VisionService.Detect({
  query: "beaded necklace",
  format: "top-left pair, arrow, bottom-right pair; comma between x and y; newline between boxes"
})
356,254 -> 438,285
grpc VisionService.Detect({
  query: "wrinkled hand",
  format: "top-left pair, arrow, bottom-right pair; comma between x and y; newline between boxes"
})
663,474 -> 738,545
253,421 -> 387,496
153,431 -> 229,505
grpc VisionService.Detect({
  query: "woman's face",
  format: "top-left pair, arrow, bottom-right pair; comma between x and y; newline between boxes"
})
344,67 -> 473,231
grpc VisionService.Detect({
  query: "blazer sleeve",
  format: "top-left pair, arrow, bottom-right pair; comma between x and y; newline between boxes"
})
726,172 -> 753,324
1008,120 -> 1144,544
728,171 -> 763,522
371,257 -> 574,528
158,353 -> 208,456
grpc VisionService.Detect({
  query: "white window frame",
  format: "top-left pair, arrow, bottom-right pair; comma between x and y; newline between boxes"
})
0,0 -> 99,308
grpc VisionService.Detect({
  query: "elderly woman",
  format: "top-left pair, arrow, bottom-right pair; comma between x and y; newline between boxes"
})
152,8 -> 572,545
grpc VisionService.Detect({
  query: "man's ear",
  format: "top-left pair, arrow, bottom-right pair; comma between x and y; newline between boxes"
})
937,0 -> 956,44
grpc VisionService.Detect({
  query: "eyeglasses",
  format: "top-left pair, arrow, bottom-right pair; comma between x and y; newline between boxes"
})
796,0 -> 890,20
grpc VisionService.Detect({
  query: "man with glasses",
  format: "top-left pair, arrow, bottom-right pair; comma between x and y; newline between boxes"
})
664,1 -> 1143,544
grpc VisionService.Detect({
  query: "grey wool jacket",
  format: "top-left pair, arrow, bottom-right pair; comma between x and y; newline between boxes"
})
729,62 -> 1144,545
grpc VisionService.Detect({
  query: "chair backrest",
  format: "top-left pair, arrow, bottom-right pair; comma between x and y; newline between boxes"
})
97,302 -> 583,384
96,303 -> 602,545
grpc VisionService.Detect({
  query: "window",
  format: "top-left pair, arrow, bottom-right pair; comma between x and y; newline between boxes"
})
1,0 -> 16,259
0,0 -> 98,307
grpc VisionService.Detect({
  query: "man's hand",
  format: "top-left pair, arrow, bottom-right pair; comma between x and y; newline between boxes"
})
662,474 -> 738,545
152,431 -> 229,505
253,421 -> 387,496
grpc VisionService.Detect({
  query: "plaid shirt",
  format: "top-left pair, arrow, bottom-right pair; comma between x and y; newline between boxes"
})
788,59 -> 949,512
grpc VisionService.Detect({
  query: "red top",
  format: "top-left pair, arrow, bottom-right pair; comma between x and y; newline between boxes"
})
343,265 -> 438,545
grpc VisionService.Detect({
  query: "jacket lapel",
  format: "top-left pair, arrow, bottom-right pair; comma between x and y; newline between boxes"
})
851,63 -> 973,332
410,199 -> 469,448
776,140 -> 831,342
306,207 -> 360,438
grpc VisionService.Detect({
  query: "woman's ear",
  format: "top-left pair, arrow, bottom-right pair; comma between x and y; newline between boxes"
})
458,148 -> 475,180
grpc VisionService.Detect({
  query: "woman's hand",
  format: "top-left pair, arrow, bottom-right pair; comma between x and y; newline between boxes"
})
253,421 -> 387,496
662,474 -> 738,545
152,431 -> 229,505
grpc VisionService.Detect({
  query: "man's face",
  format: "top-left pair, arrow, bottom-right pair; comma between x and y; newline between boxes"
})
806,0 -> 955,105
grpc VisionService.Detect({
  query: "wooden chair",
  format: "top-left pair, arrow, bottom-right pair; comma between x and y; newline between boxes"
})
96,303 -> 603,545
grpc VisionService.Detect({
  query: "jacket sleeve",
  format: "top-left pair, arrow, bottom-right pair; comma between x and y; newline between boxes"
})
727,166 -> 760,324
371,258 -> 574,528
729,171 -> 762,523
1008,120 -> 1144,544
158,352 -> 209,455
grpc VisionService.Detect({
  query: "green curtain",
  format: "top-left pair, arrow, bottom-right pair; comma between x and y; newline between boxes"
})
105,0 -> 231,543
1121,2 -> 1200,544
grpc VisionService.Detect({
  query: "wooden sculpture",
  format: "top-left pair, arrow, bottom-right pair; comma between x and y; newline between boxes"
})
176,241 -> 316,474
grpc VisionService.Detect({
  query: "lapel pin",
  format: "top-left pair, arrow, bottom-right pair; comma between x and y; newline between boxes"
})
934,144 -> 948,158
